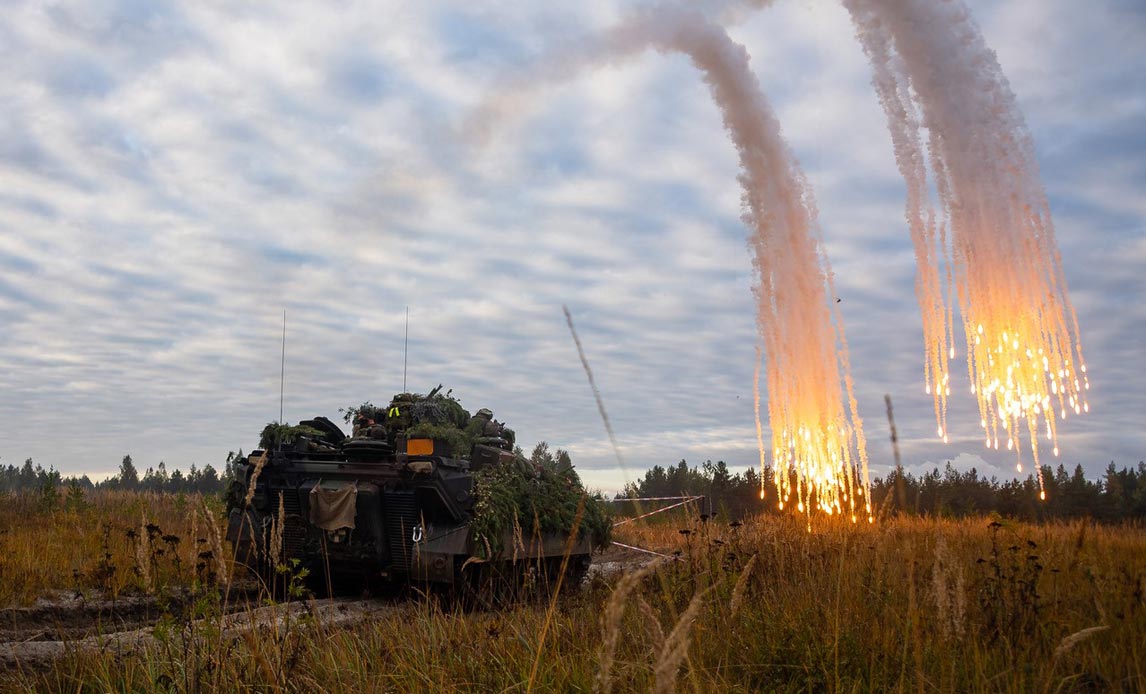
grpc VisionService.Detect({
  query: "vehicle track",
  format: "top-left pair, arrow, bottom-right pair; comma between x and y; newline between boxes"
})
0,547 -> 649,671
0,591 -> 406,671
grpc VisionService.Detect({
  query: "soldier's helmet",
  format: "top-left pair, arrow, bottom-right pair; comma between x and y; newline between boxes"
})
476,408 -> 493,419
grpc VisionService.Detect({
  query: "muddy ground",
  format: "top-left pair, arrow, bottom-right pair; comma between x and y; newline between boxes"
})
0,545 -> 655,671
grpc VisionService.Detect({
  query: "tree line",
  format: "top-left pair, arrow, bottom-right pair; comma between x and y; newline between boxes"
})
0,451 -> 247,500
7,449 -> 1146,523
618,459 -> 1146,522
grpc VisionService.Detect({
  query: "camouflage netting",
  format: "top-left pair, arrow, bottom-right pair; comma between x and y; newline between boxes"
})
408,390 -> 469,429
341,401 -> 378,424
470,446 -> 612,560
340,387 -> 612,558
405,423 -> 473,458
258,422 -> 326,450
343,388 -> 476,456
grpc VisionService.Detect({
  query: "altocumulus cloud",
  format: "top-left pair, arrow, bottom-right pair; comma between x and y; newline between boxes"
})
0,0 -> 1142,493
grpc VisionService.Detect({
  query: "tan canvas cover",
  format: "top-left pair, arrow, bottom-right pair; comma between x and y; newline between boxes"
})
309,481 -> 358,531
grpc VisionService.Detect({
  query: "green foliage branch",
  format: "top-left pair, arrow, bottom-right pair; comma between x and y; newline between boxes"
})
406,423 -> 473,458
470,444 -> 611,559
258,423 -> 326,450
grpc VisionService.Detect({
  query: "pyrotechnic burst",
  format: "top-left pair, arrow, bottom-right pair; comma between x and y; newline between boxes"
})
613,10 -> 872,521
480,0 -> 1088,516
475,6 -> 875,519
845,0 -> 1089,495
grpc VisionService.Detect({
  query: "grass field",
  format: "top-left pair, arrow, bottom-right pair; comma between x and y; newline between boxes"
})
0,490 -> 228,606
1,490 -> 1143,692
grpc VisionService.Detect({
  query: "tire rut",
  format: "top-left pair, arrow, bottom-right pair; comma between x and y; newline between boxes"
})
0,596 -> 405,671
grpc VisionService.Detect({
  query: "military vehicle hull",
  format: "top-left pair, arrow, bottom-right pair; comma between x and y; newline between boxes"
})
225,427 -> 593,598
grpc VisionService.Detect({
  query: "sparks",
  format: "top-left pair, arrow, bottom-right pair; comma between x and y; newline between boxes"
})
846,0 -> 1090,498
612,9 -> 873,521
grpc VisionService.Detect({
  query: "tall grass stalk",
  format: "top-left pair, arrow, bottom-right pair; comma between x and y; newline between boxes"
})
201,494 -> 229,587
653,585 -> 711,694
596,559 -> 662,694
729,553 -> 757,617
136,512 -> 153,593
526,494 -> 586,692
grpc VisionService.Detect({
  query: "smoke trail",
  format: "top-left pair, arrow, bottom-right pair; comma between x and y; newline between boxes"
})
470,4 -> 872,518
844,0 -> 1089,493
753,343 -> 766,500
630,9 -> 871,519
464,2 -> 776,147
551,8 -> 870,518
843,10 -> 954,445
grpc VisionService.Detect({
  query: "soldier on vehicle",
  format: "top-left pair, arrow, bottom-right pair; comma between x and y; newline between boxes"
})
469,408 -> 495,435
384,394 -> 415,437
352,411 -> 373,437
353,410 -> 386,439
469,407 -> 514,451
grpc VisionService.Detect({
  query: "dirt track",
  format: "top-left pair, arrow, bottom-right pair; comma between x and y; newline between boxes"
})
0,592 -> 405,671
0,546 -> 656,671
0,594 -> 167,645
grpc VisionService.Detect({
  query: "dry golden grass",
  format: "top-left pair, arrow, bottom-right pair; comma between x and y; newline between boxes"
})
0,490 -> 228,605
1,494 -> 1144,692
597,559 -> 662,694
599,512 -> 1146,692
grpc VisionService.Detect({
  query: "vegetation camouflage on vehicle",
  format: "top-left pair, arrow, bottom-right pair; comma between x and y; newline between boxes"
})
228,384 -> 609,595
338,387 -> 610,559
258,423 -> 326,451
471,443 -> 612,559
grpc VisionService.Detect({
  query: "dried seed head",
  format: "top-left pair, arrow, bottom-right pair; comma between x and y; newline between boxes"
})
730,554 -> 758,617
597,560 -> 662,694
636,594 -> 665,646
201,495 -> 229,587
1054,625 -> 1109,659
654,586 -> 712,694
136,512 -> 153,593
269,492 -> 285,571
243,452 -> 269,509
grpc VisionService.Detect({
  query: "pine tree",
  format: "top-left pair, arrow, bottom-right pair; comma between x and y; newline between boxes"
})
64,479 -> 87,513
118,454 -> 139,489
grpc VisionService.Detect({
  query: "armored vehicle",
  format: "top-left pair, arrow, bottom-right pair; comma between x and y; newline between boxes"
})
225,390 -> 602,600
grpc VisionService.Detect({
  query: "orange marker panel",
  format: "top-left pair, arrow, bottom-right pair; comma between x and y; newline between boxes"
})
407,438 -> 434,456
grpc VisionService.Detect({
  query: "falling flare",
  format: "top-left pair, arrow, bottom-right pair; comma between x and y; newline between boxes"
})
845,0 -> 1089,498
598,8 -> 873,521
474,9 -> 869,520
753,343 -> 768,499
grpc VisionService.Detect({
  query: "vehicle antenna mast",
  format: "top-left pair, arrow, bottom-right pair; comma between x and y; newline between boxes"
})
279,309 -> 287,423
402,306 -> 409,393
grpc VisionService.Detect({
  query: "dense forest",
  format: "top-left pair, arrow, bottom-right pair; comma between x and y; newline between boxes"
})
618,459 -> 1146,522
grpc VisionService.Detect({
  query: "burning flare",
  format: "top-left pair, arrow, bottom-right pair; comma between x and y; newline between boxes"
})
612,9 -> 872,520
469,6 -> 877,519
845,0 -> 1089,494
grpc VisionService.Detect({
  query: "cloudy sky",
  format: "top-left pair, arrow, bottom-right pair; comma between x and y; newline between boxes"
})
1,0 -> 1142,492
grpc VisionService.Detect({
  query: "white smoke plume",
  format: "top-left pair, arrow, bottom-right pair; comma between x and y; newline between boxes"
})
470,5 -> 872,518
629,10 -> 871,518
843,0 -> 1089,493
467,0 -> 1088,506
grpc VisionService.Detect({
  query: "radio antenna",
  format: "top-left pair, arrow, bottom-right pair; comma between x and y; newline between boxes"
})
402,306 -> 409,393
279,309 -> 287,423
